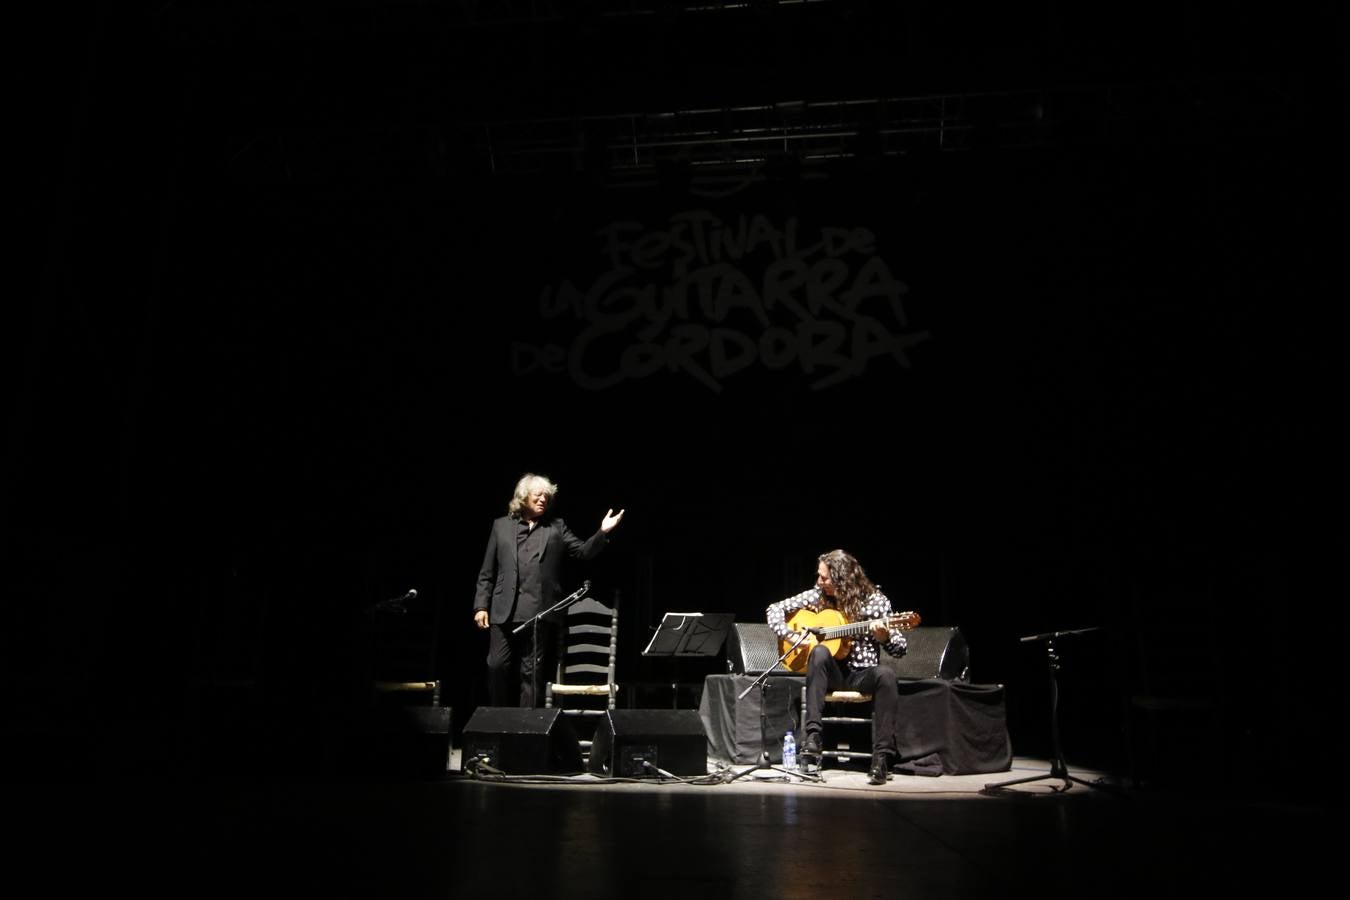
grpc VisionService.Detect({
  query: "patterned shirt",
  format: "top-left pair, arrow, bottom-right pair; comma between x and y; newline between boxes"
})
766,586 -> 908,671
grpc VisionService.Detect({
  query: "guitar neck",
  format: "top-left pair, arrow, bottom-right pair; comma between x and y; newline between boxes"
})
815,617 -> 889,640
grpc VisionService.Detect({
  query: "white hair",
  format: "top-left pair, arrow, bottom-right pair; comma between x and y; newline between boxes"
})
507,473 -> 559,518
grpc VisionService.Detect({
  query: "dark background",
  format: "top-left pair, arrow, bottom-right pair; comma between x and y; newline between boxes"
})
7,2 -> 1344,780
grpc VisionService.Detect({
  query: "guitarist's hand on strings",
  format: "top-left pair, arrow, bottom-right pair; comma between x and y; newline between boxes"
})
871,623 -> 890,642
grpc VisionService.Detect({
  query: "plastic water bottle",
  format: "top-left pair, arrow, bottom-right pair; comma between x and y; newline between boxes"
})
782,729 -> 797,769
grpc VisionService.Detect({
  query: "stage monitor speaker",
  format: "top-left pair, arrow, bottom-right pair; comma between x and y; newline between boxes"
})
886,626 -> 970,681
461,707 -> 584,774
726,623 -> 795,676
588,709 -> 708,777
360,704 -> 453,776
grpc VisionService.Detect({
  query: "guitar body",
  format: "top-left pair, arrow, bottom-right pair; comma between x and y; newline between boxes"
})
778,607 -> 922,673
780,608 -> 850,672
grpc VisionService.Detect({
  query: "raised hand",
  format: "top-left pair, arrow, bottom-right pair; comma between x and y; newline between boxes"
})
601,508 -> 626,533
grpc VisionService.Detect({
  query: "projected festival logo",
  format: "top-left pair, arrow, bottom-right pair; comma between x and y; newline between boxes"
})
511,210 -> 930,393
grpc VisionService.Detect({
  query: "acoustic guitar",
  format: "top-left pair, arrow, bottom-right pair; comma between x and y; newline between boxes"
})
779,608 -> 922,673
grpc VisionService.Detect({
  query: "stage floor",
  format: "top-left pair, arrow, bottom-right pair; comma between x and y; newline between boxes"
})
10,750 -> 1336,899
447,748 -> 1112,797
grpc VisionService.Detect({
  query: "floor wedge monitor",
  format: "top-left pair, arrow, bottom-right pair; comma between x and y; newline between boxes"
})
461,707 -> 583,774
588,709 -> 708,777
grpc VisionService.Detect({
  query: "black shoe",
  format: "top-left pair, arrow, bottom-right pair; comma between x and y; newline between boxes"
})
868,752 -> 893,785
801,732 -> 822,772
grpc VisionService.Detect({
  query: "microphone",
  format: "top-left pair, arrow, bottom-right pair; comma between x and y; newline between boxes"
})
583,579 -> 592,593
377,588 -> 417,614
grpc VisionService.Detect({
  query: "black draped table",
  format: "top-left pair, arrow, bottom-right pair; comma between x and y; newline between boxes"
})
697,674 -> 1011,775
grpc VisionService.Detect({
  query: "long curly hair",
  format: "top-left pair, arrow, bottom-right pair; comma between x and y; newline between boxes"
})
507,473 -> 559,518
818,549 -> 877,622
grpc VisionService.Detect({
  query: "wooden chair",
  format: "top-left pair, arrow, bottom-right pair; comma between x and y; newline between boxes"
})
368,591 -> 442,709
545,591 -> 620,758
799,626 -> 971,765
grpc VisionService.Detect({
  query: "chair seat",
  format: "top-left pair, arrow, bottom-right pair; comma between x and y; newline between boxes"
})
374,680 -> 439,693
549,683 -> 618,697
825,691 -> 872,703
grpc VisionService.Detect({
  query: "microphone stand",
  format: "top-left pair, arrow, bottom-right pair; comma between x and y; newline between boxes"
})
726,630 -> 822,783
982,626 -> 1123,795
513,581 -> 590,708
368,588 -> 416,617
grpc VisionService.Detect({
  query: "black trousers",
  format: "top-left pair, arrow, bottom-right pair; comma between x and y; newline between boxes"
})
802,643 -> 899,755
486,621 -> 557,708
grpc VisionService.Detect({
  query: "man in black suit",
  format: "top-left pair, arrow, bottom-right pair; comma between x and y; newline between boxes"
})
473,473 -> 625,707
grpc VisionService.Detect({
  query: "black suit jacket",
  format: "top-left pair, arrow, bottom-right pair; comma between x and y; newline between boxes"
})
473,515 -> 608,625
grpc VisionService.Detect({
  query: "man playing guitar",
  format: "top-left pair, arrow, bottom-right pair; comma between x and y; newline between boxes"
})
766,549 -> 912,784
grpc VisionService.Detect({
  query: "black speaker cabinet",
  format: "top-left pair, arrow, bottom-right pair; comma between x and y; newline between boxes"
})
886,626 -> 970,681
361,704 -> 453,776
461,707 -> 584,774
729,622 -> 969,681
726,623 -> 794,676
588,709 -> 708,777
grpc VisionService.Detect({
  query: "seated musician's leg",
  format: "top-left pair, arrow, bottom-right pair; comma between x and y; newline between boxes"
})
851,665 -> 898,784
802,645 -> 841,770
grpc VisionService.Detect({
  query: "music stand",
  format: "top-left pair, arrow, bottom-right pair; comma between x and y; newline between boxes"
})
982,626 -> 1122,795
642,612 -> 735,708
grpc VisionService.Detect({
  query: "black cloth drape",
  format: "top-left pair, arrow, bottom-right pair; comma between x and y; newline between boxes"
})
698,674 -> 1011,775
